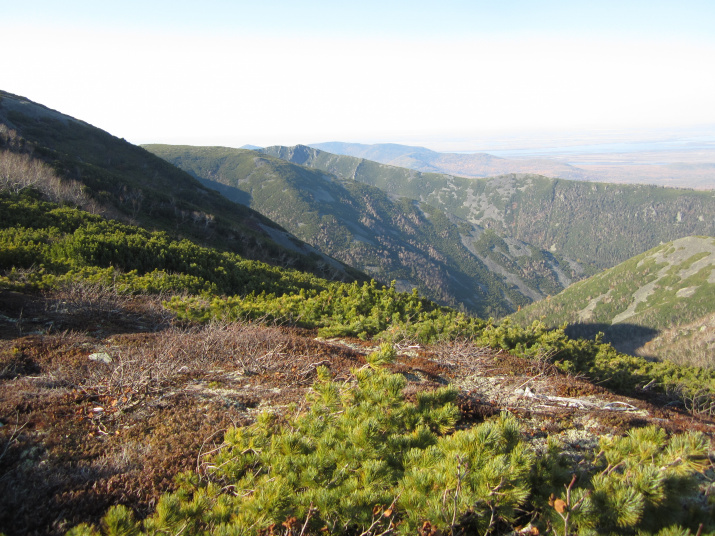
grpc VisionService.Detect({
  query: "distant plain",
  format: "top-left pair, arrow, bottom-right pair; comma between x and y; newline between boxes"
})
454,126 -> 715,189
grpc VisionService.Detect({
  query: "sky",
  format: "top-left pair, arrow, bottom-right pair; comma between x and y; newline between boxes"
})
3,0 -> 715,150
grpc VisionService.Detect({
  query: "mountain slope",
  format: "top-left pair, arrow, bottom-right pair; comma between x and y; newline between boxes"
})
309,141 -> 592,181
509,236 -> 715,366
145,144 -> 578,316
3,173 -> 715,535
0,91 -> 356,281
262,145 -> 715,271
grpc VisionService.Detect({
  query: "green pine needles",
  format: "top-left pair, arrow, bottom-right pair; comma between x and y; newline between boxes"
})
68,348 -> 713,536
533,428 -> 712,535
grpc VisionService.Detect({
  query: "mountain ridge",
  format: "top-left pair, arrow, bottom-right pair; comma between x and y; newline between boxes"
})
309,140 -> 593,181
0,90 -> 359,282
309,140 -> 715,189
145,144 -> 581,316
262,144 -> 715,271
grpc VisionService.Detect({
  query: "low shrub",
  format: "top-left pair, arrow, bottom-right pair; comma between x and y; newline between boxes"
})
67,349 -> 712,535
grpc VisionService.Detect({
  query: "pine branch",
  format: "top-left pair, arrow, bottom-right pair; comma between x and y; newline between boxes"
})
298,503 -> 316,536
358,494 -> 400,536
450,455 -> 467,534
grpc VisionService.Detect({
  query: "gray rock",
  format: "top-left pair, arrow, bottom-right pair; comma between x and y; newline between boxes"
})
88,352 -> 112,364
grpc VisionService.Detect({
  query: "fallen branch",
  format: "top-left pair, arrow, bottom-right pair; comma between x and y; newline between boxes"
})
517,387 -> 639,412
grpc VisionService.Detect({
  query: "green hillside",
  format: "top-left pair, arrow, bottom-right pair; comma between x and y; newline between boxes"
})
263,145 -> 715,270
509,236 -> 715,367
0,191 -> 339,299
0,91 -> 357,282
3,189 -> 715,535
146,144 -> 576,317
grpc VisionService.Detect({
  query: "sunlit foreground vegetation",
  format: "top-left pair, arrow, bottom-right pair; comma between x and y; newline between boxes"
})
68,346 -> 712,536
4,191 -> 714,412
2,190 -> 715,534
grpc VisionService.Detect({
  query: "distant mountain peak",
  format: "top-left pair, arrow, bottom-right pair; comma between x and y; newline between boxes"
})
309,140 -> 595,181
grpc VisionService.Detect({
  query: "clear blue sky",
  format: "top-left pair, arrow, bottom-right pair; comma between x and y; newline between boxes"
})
8,1 -> 715,39
3,0 -> 715,148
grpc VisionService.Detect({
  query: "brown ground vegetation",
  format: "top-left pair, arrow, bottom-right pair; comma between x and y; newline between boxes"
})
1,290 -> 713,535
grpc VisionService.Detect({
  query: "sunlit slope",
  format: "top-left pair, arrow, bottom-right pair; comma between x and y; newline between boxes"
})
509,236 -> 715,366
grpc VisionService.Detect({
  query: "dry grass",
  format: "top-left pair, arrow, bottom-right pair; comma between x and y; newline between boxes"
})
47,280 -> 135,318
0,143 -> 104,214
0,303 -> 366,535
637,313 -> 715,369
1,292 -> 713,534
44,280 -> 178,331
81,321 -> 316,407
429,338 -> 496,371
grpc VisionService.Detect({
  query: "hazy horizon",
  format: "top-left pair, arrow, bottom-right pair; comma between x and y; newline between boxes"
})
304,124 -> 715,155
3,1 -> 715,151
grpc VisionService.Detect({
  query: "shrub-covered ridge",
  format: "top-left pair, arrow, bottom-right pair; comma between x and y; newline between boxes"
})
3,190 -> 715,414
0,190 -> 334,297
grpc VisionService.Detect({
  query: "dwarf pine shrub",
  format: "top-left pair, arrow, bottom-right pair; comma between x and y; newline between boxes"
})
68,347 -> 713,536
533,427 -> 712,535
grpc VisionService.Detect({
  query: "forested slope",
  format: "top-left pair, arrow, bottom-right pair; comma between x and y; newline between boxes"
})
510,236 -> 715,367
146,144 -> 578,316
0,91 -> 356,281
263,145 -> 715,270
